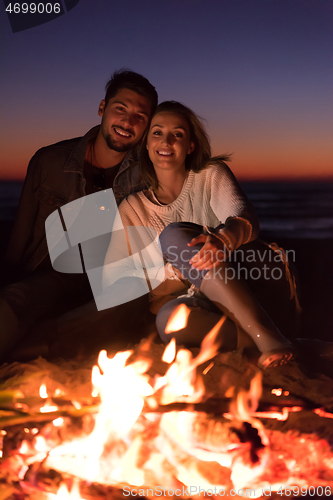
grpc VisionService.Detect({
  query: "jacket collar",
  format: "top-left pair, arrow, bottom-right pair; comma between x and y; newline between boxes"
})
63,125 -> 138,174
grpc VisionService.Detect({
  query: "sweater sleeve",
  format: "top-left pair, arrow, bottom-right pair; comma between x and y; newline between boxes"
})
102,197 -> 165,292
208,162 -> 260,253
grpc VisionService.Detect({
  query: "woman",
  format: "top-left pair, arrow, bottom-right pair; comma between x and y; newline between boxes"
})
103,101 -> 300,368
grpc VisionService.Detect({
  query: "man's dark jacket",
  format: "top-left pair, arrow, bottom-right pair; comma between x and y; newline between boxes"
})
6,126 -> 146,272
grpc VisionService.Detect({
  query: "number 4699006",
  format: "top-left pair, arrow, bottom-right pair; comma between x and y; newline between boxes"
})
6,3 -> 61,14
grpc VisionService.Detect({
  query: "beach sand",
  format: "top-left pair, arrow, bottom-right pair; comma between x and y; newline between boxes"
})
262,235 -> 333,343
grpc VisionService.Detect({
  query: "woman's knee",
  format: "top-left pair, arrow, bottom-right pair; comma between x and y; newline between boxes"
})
159,222 -> 203,253
159,222 -> 204,264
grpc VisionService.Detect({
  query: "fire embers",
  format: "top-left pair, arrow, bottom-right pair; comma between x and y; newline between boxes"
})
1,303 -> 333,497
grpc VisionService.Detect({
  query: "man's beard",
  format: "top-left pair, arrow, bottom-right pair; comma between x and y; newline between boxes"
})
105,134 -> 134,153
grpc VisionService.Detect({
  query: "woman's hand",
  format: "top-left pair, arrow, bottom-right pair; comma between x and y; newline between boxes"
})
188,233 -> 228,270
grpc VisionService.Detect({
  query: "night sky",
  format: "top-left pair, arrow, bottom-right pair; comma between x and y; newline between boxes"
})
1,0 -> 332,181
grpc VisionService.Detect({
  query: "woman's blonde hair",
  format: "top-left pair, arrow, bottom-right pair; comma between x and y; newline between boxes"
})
140,101 -> 231,190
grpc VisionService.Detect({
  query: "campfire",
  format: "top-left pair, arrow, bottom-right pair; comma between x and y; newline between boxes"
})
1,306 -> 333,499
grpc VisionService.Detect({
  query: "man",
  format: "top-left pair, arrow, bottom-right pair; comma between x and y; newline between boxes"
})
1,70 -> 158,359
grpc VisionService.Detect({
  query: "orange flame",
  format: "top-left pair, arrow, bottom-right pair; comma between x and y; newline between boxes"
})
39,383 -> 48,399
52,481 -> 84,500
229,370 -> 269,447
165,304 -> 190,333
162,338 -> 176,363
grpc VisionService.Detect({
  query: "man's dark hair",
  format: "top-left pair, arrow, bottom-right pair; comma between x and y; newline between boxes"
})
104,69 -> 158,113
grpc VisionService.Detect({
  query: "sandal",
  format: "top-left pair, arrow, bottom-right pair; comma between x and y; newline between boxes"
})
258,347 -> 296,369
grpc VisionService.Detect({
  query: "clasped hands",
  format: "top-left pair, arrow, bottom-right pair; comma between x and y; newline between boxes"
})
188,233 -> 228,271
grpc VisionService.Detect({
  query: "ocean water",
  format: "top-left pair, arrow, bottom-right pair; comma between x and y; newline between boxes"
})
242,181 -> 333,239
1,180 -> 333,239
0,181 -> 24,221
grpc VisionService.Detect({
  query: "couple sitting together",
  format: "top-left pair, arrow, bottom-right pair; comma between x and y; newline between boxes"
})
1,69 -> 300,368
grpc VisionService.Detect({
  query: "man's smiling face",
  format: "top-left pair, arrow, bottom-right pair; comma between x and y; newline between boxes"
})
98,88 -> 152,152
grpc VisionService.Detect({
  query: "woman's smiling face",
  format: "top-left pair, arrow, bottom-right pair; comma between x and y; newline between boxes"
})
146,111 -> 194,173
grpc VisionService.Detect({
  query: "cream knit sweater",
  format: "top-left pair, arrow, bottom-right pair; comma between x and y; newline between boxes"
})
103,162 -> 259,312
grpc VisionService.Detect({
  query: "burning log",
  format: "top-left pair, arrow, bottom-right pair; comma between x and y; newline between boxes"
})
143,396 -> 313,415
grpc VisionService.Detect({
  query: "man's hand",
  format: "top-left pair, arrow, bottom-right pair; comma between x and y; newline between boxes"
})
188,234 -> 228,270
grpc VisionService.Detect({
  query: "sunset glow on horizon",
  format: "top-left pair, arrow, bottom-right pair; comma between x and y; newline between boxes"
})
2,139 -> 333,183
1,0 -> 332,182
